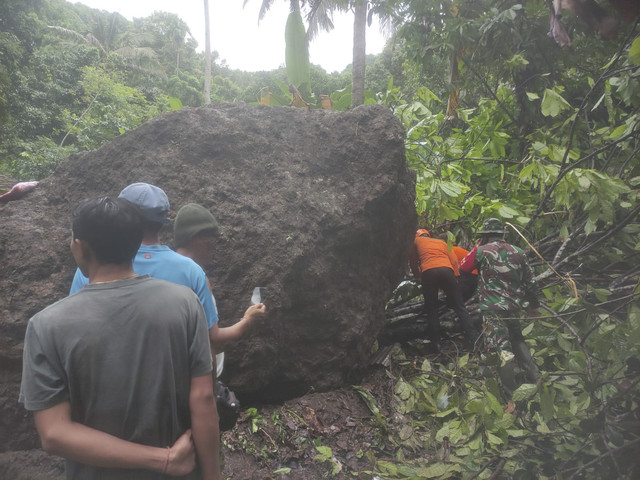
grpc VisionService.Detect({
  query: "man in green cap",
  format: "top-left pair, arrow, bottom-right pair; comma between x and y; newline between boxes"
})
460,218 -> 541,398
173,203 -> 266,378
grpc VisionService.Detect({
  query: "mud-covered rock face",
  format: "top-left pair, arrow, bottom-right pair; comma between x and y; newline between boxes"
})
0,103 -> 416,451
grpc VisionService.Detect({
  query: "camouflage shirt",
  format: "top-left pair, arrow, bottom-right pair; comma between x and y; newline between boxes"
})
472,241 -> 539,312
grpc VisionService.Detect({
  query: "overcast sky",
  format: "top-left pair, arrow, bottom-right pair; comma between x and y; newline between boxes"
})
70,1 -> 388,73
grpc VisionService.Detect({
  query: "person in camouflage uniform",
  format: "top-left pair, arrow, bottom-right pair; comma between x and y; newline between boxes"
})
460,218 -> 541,397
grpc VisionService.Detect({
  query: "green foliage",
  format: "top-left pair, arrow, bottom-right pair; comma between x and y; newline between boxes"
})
379,32 -> 639,243
309,63 -> 351,99
164,71 -> 203,107
354,385 -> 388,429
210,75 -> 242,103
540,88 -> 572,118
59,65 -> 172,150
245,407 -> 267,434
0,0 -> 240,177
630,38 -> 640,66
373,1 -> 640,477
272,467 -> 292,475
132,11 -> 201,76
366,290 -> 640,479
313,445 -> 342,476
9,136 -> 74,180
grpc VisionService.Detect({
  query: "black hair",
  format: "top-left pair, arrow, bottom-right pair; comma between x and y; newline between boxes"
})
143,220 -> 164,235
72,197 -> 144,265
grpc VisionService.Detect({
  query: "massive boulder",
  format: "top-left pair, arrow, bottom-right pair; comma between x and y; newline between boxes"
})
0,103 -> 415,450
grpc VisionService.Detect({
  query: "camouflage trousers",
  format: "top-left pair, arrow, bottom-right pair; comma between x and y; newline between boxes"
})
482,311 -> 540,398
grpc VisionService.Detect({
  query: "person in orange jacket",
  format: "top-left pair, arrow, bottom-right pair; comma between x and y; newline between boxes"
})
410,229 -> 479,351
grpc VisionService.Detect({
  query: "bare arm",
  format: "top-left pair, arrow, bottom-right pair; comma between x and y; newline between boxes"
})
189,374 -> 221,480
209,303 -> 266,349
459,246 -> 478,274
34,402 -> 195,476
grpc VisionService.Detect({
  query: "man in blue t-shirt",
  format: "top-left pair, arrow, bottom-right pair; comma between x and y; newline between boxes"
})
70,183 -> 218,331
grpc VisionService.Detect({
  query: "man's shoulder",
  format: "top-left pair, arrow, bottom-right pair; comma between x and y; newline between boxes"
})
28,291 -> 101,333
418,236 -> 446,249
30,295 -> 77,325
477,243 -> 498,255
495,241 -> 524,259
138,276 -> 199,299
74,276 -> 195,303
479,241 -> 520,254
478,241 -> 527,271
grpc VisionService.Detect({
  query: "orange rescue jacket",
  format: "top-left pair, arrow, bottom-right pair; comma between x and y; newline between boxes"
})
410,233 -> 459,278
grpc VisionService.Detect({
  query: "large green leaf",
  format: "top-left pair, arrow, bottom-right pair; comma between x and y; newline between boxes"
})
284,12 -> 310,100
512,383 -> 538,401
541,88 -> 571,117
629,37 -> 640,65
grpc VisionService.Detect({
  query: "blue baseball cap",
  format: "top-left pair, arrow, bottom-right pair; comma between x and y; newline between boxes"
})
118,183 -> 170,224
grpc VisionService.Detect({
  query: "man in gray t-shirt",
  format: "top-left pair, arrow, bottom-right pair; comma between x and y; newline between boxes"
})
20,197 -> 221,480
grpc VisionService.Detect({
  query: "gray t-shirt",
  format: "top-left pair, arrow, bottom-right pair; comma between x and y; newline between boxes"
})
20,275 -> 212,479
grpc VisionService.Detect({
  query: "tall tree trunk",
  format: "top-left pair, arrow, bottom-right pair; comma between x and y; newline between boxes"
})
351,0 -> 367,107
203,0 -> 212,105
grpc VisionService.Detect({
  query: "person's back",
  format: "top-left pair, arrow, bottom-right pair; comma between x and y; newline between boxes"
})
475,240 -> 537,312
20,196 -> 220,479
26,277 -> 210,479
412,234 -> 459,275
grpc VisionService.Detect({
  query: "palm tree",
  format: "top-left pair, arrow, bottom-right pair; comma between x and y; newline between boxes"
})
245,0 -> 391,107
245,0 -> 347,100
350,0 -> 395,107
247,0 -> 304,24
306,0 -> 348,40
134,12 -> 194,72
48,12 -> 160,73
204,0 -> 211,105
351,0 -> 367,107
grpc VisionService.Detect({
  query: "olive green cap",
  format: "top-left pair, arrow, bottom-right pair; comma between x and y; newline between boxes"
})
174,203 -> 219,247
478,218 -> 505,234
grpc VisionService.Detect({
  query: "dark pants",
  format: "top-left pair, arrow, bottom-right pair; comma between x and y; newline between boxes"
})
443,272 -> 479,323
421,267 -> 477,346
484,312 -> 541,398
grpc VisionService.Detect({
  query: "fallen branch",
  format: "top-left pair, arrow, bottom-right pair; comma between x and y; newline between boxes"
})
565,438 -> 640,480
537,204 -> 640,281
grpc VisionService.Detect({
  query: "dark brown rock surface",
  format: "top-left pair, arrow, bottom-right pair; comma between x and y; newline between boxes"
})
0,103 -> 415,451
